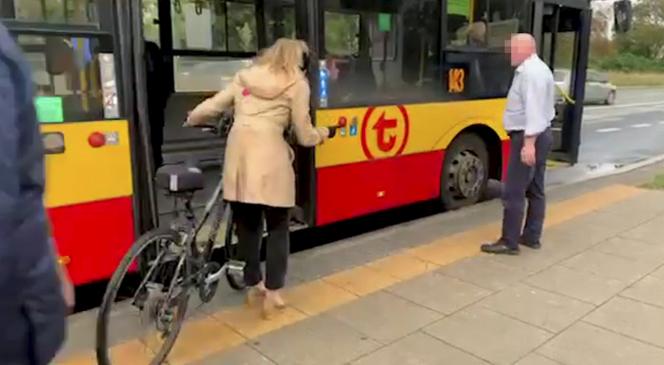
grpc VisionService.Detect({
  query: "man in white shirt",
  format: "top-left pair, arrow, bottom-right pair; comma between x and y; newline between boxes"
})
481,33 -> 554,255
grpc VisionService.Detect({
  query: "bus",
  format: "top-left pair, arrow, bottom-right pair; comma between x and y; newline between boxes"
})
1,0 -> 631,287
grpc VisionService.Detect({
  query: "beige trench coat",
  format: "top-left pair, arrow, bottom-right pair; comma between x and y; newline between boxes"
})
187,65 -> 328,207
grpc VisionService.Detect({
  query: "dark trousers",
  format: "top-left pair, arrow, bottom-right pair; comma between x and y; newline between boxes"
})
232,203 -> 290,290
501,129 -> 553,249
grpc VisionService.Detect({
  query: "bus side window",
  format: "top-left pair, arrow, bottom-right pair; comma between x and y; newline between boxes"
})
169,0 -> 259,93
170,0 -> 258,52
447,0 -> 526,49
8,0 -> 98,24
265,4 -> 296,44
18,35 -> 111,123
321,0 -> 442,107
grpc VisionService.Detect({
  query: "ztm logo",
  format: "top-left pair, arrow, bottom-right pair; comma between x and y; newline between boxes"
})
361,106 -> 410,160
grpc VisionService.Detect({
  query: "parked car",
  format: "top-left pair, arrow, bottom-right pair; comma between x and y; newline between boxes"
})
554,69 -> 617,105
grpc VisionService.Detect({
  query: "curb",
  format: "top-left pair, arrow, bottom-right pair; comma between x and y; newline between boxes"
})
558,154 -> 664,187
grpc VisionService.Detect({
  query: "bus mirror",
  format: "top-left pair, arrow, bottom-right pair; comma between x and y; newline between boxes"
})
45,37 -> 74,75
614,0 -> 633,33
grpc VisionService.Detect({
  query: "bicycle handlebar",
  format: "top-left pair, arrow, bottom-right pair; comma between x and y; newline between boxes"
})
184,113 -> 233,137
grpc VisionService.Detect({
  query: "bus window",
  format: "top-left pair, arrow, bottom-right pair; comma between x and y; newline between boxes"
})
7,0 -> 98,24
486,0 -> 528,48
143,0 -> 160,45
321,0 -> 442,107
227,1 -> 258,52
265,4 -> 295,44
170,0 -> 258,92
170,0 -> 257,52
448,0 -> 527,49
324,11 -> 360,57
17,34 -> 115,123
448,0 -> 489,46
173,56 -> 252,92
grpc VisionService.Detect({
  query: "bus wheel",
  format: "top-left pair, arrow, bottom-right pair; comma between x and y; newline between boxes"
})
605,91 -> 616,105
440,133 -> 489,210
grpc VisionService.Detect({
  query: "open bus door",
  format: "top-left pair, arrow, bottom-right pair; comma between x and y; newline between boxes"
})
533,0 -> 591,164
135,0 -> 312,229
534,0 -> 632,164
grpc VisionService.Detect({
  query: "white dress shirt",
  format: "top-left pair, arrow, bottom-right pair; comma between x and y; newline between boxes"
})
503,54 -> 555,136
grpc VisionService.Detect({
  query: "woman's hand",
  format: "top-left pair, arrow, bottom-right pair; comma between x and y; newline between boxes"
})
183,111 -> 193,127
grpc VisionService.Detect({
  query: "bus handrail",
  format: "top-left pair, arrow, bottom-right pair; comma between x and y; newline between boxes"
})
556,83 -> 576,105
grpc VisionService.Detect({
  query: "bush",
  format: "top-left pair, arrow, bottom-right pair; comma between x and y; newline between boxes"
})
594,53 -> 664,72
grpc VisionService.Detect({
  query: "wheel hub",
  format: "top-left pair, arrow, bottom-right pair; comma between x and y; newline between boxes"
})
139,284 -> 176,334
449,150 -> 485,199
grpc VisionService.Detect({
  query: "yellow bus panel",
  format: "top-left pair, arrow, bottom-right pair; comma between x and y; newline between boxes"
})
41,120 -> 133,208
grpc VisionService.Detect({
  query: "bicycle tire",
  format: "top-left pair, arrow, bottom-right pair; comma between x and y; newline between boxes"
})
96,228 -> 189,365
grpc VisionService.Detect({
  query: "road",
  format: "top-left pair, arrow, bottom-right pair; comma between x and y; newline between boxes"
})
548,87 -> 664,185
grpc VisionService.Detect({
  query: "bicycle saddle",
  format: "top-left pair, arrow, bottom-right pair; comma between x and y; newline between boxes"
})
155,165 -> 205,192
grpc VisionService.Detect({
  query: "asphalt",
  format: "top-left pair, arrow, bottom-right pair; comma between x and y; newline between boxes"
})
547,87 -> 664,185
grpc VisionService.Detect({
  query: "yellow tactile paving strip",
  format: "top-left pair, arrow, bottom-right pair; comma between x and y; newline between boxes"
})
57,184 -> 642,365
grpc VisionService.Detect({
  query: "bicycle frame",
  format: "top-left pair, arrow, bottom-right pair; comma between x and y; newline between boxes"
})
164,175 -> 228,288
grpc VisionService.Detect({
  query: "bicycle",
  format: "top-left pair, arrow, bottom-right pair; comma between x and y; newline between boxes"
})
96,117 -> 245,365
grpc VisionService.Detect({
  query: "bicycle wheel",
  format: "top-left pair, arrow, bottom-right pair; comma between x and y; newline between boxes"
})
96,229 -> 190,365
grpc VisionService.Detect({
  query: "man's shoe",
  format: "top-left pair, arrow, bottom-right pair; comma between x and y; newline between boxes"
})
481,241 -> 520,255
519,238 -> 542,249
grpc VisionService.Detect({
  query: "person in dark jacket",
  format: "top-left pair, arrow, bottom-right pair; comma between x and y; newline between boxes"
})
0,22 -> 67,365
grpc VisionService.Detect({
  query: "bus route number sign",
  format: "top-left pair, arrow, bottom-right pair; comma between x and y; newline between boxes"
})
448,68 -> 465,93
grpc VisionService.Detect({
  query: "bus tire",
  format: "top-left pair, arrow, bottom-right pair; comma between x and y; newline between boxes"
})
605,90 -> 616,105
440,133 -> 489,210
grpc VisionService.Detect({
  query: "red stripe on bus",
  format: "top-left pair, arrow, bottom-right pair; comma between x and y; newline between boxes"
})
48,196 -> 135,285
316,151 -> 445,226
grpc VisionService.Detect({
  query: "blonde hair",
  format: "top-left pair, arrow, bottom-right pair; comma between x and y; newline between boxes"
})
255,38 -> 309,76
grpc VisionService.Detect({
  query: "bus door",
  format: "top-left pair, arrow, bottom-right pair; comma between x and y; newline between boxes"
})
142,0 -> 310,225
533,0 -> 591,164
3,2 -> 136,286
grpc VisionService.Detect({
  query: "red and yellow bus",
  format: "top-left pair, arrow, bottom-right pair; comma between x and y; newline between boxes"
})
4,0 -> 628,287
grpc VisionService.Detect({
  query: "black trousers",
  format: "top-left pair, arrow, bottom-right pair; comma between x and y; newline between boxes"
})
501,128 -> 553,249
232,203 -> 290,290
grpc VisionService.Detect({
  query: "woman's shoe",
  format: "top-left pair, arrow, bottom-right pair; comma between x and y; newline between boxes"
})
261,290 -> 286,320
245,282 -> 267,307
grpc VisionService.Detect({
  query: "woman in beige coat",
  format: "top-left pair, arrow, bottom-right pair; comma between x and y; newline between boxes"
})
186,39 -> 334,318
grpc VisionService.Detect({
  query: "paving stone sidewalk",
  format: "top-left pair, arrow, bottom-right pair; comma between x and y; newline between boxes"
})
56,166 -> 664,365
196,187 -> 664,365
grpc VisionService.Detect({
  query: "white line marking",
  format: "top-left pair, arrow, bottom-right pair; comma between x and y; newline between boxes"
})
584,117 -> 624,126
595,117 -> 621,122
585,101 -> 664,110
631,123 -> 652,128
596,127 -> 621,133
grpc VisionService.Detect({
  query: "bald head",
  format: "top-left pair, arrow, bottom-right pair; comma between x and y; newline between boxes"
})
507,33 -> 537,67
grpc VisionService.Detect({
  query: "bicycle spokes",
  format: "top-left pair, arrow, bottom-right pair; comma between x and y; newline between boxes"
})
98,231 -> 189,365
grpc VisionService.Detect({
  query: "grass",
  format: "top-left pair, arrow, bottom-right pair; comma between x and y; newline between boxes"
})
609,72 -> 664,87
546,160 -> 569,169
641,173 -> 664,190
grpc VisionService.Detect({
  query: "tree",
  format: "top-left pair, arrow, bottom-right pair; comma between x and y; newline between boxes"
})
615,0 -> 664,59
